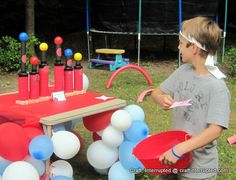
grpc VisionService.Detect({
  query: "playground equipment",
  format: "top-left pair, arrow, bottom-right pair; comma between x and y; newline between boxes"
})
136,88 -> 154,103
86,0 -> 229,65
106,64 -> 153,89
89,48 -> 129,71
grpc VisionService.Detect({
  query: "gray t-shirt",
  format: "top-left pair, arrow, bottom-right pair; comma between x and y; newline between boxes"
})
160,63 -> 230,178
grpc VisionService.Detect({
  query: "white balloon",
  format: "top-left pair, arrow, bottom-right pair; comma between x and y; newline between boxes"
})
87,140 -> 118,169
25,155 -> 45,176
52,131 -> 80,159
50,160 -> 73,177
102,125 -> 124,148
2,161 -> 39,180
111,110 -> 132,131
83,73 -> 89,91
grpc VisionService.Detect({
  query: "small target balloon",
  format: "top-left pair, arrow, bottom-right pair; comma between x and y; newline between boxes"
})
39,43 -> 48,51
74,53 -> 82,61
19,32 -> 29,42
64,49 -> 73,57
54,36 -> 63,45
30,56 -> 39,65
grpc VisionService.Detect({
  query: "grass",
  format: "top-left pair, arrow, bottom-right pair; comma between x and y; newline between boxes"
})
62,60 -> 236,180
0,55 -> 235,179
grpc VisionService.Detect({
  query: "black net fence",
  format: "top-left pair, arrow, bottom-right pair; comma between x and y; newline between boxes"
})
91,0 -> 219,34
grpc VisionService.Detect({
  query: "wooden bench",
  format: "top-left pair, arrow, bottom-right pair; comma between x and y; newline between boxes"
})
89,48 -> 129,71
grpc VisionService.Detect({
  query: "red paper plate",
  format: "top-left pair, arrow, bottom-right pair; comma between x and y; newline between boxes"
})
132,130 -> 192,175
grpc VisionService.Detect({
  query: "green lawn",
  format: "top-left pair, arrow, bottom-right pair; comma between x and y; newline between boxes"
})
69,60 -> 236,180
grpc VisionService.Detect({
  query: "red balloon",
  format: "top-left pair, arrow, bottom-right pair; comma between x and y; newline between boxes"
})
71,130 -> 83,153
83,110 -> 116,132
0,122 -> 29,161
23,126 -> 44,141
92,132 -> 102,141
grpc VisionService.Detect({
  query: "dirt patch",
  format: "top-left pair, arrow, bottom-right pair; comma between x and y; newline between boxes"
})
0,72 -> 18,94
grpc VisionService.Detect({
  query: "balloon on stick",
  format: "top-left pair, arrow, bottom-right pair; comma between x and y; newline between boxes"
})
73,52 -> 83,91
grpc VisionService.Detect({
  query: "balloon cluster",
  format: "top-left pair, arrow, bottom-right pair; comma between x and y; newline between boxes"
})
0,121 -> 83,180
84,104 -> 149,180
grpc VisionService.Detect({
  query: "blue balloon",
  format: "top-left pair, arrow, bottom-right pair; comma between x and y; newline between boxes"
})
19,32 -> 29,42
29,135 -> 54,160
124,121 -> 149,142
108,161 -> 135,180
119,141 -> 144,171
124,104 -> 145,121
64,48 -> 73,57
51,176 -> 74,180
0,157 -> 11,175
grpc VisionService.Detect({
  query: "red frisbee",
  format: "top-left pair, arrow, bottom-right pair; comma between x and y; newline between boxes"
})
132,130 -> 192,175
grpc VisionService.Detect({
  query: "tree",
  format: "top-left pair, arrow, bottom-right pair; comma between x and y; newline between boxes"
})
25,0 -> 35,53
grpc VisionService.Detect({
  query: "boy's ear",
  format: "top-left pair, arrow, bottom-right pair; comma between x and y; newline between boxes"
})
192,44 -> 200,55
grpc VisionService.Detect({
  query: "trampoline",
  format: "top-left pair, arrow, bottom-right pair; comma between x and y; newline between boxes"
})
86,0 -> 228,65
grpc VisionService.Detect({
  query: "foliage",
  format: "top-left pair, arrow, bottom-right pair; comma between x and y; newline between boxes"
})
0,34 -> 41,72
224,46 -> 236,80
0,36 -> 20,72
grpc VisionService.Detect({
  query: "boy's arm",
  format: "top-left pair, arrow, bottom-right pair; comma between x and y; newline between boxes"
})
159,124 -> 223,165
151,86 -> 174,110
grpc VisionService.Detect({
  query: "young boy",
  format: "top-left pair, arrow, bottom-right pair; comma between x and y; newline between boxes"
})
151,16 -> 231,180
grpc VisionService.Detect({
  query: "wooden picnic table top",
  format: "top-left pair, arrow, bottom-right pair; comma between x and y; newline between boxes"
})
96,48 -> 125,55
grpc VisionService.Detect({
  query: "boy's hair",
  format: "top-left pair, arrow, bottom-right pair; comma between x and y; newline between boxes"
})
182,16 -> 222,57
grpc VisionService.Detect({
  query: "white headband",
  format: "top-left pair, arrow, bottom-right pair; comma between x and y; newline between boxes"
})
179,31 -> 226,79
179,31 -> 207,51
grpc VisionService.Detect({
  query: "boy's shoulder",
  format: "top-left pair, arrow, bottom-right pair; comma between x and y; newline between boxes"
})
177,63 -> 193,72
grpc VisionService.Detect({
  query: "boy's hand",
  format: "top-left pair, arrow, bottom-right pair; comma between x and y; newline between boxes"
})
159,148 -> 179,166
158,94 -> 174,110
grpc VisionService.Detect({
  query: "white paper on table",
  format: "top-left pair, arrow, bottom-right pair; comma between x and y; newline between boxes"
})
170,99 -> 192,108
52,91 -> 66,102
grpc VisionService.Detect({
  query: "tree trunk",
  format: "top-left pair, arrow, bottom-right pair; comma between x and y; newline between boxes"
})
25,0 -> 35,53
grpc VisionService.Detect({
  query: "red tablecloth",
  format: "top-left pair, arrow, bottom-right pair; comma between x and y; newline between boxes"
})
0,92 -> 115,128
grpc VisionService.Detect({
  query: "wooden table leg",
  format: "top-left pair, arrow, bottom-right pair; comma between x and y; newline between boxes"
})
42,124 -> 52,180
